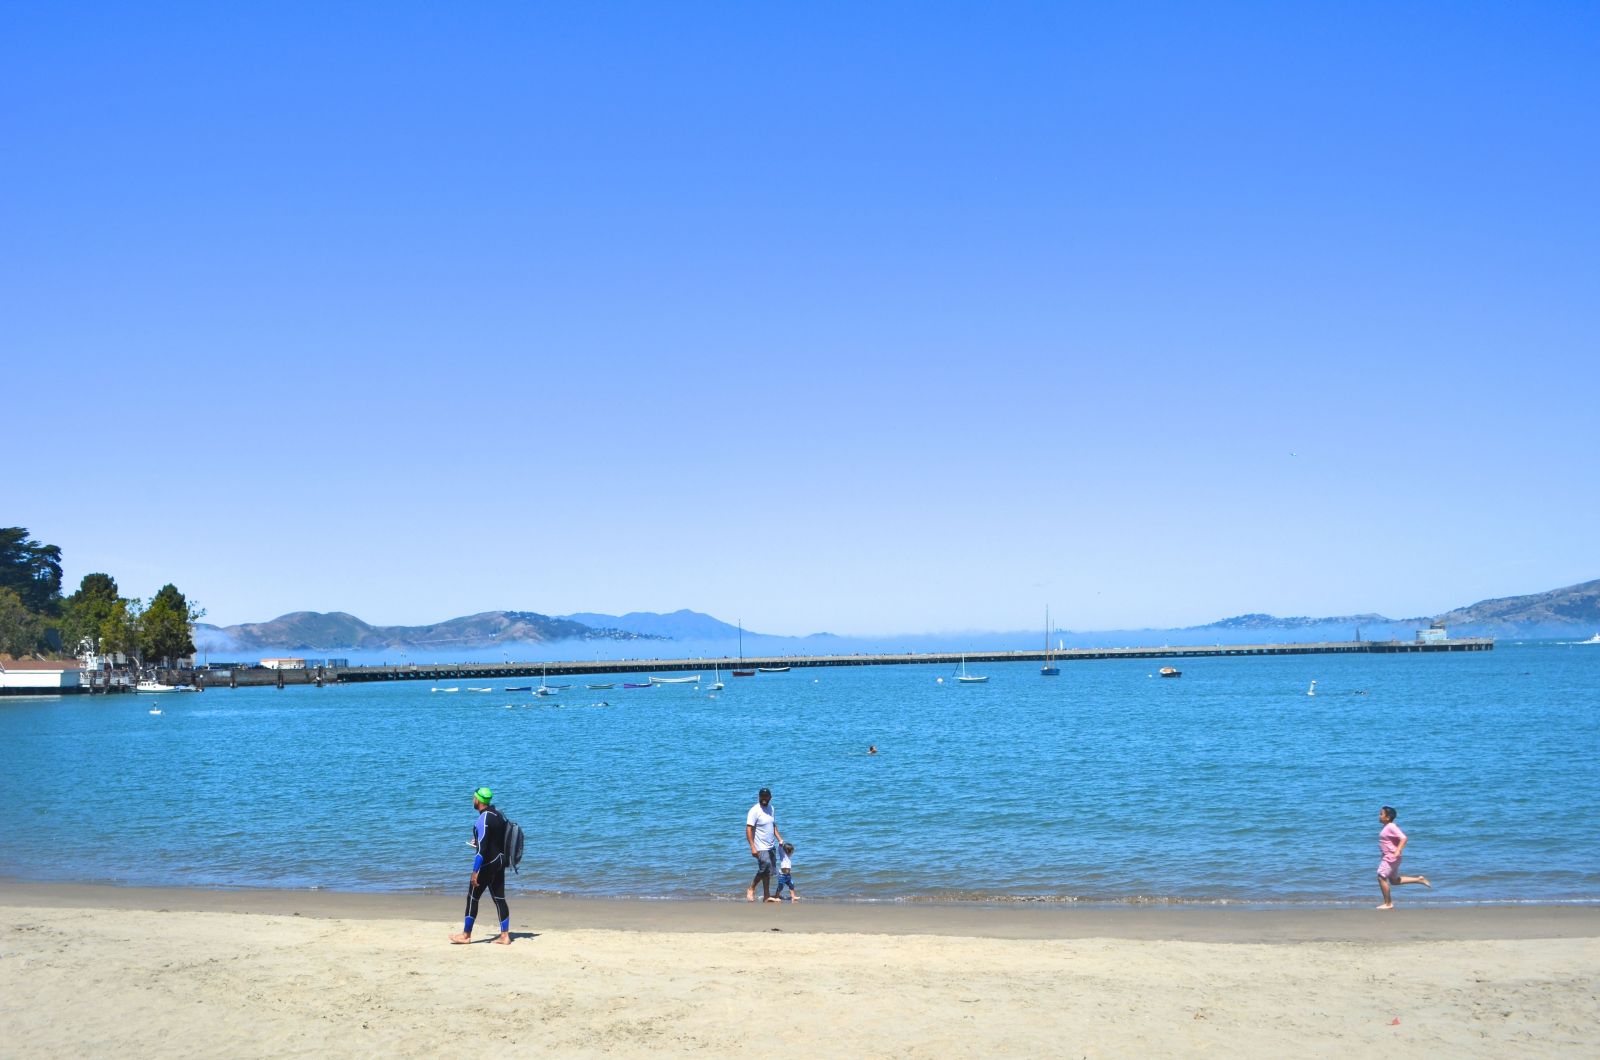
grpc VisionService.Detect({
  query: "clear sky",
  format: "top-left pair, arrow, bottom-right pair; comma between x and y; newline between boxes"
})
5,3 -> 1596,635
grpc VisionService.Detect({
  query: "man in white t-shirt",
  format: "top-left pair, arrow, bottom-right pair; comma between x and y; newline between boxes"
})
744,787 -> 786,902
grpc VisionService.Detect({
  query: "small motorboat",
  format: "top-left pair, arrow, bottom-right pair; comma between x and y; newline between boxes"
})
504,685 -> 531,692
732,670 -> 756,677
649,675 -> 701,685
136,680 -> 193,694
432,687 -> 460,693
586,683 -> 615,690
622,682 -> 654,689
147,707 -> 162,715
757,666 -> 791,673
1159,667 -> 1182,678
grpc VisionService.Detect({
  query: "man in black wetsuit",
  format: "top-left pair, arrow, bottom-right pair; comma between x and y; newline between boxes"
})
449,786 -> 512,945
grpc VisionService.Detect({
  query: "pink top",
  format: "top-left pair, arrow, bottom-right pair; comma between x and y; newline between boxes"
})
1379,822 -> 1406,862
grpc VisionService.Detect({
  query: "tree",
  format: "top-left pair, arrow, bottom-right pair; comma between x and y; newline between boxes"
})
0,527 -> 63,615
99,597 -> 144,666
0,588 -> 45,657
60,573 -> 122,655
141,583 -> 203,666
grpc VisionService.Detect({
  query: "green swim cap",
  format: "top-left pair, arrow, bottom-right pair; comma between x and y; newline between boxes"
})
474,787 -> 493,804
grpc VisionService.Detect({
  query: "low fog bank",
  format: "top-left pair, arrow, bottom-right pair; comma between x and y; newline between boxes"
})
196,622 -> 1482,667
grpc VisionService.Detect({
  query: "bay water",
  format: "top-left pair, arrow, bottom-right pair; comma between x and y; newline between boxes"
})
2,640 -> 1596,905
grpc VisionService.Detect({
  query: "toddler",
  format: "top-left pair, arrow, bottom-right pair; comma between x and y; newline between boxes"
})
770,842 -> 799,902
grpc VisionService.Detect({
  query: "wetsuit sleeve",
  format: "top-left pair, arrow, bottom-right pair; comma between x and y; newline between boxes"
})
472,812 -> 486,872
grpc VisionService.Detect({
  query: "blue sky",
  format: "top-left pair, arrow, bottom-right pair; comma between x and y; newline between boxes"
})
5,3 -> 1596,635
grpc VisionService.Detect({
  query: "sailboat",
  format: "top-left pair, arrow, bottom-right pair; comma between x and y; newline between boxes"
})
956,654 -> 989,684
1041,607 -> 1060,676
534,666 -> 554,696
733,619 -> 755,676
710,664 -> 724,691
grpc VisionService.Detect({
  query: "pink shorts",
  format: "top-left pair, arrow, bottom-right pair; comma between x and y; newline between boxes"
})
1377,858 -> 1401,880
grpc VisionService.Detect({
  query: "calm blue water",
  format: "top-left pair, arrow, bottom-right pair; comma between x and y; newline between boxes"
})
2,641 -> 1597,905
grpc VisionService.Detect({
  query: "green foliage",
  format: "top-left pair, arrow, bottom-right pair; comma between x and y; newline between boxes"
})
0,587 -> 46,656
60,573 -> 123,655
99,597 -> 144,664
0,527 -> 64,615
0,529 -> 199,666
141,583 -> 203,665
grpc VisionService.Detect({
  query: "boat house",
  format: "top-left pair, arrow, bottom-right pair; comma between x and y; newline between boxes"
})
0,658 -> 84,695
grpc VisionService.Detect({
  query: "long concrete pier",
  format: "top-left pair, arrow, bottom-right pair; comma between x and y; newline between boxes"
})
310,637 -> 1492,685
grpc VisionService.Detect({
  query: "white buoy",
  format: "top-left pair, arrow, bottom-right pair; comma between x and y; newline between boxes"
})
1307,680 -> 1317,697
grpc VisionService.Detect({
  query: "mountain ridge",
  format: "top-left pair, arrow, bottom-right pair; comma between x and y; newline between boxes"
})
194,578 -> 1599,654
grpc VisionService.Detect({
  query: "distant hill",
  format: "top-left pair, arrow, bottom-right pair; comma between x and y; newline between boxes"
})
1187,612 -> 1413,632
560,609 -> 747,641
194,610 -> 656,653
192,577 -> 1600,657
1433,578 -> 1600,636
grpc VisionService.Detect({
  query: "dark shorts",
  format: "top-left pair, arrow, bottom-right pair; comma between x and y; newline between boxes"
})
752,848 -> 776,878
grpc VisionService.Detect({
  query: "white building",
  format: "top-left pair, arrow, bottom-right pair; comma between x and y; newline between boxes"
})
0,659 -> 84,695
260,657 -> 306,670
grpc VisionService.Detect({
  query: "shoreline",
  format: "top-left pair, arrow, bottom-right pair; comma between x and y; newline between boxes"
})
6,887 -> 1597,1056
6,879 -> 1597,942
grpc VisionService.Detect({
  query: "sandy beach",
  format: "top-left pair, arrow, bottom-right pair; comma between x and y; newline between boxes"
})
1,883 -> 1596,1057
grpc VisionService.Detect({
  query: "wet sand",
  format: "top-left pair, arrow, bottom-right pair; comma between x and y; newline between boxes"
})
3,882 -> 1597,1057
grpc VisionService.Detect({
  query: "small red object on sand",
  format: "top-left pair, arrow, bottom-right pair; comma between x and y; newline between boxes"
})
1390,1018 -> 1401,1026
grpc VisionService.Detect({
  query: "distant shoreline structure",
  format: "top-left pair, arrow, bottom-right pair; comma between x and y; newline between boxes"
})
164,636 -> 1493,688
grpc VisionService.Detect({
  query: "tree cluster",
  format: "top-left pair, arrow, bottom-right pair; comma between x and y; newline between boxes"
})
0,526 -> 203,667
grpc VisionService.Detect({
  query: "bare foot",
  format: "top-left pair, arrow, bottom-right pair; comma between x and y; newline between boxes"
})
448,932 -> 473,943
493,932 -> 512,945
746,888 -> 755,902
1419,877 -> 1431,888
1375,904 -> 1393,910
765,897 -> 780,903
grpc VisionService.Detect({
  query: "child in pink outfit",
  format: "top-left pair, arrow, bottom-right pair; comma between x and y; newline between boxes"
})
1375,805 -> 1431,909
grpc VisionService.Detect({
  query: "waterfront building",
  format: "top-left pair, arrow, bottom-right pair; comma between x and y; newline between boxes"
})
0,658 -> 84,695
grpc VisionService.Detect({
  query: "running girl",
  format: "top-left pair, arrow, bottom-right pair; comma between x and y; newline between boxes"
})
1375,805 -> 1431,909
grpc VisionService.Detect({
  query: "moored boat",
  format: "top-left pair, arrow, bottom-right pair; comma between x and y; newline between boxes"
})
649,675 -> 700,685
757,666 -> 790,673
135,680 -> 193,694
622,682 -> 654,689
587,683 -> 615,690
1159,667 -> 1181,678
1041,607 -> 1060,676
732,670 -> 756,677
